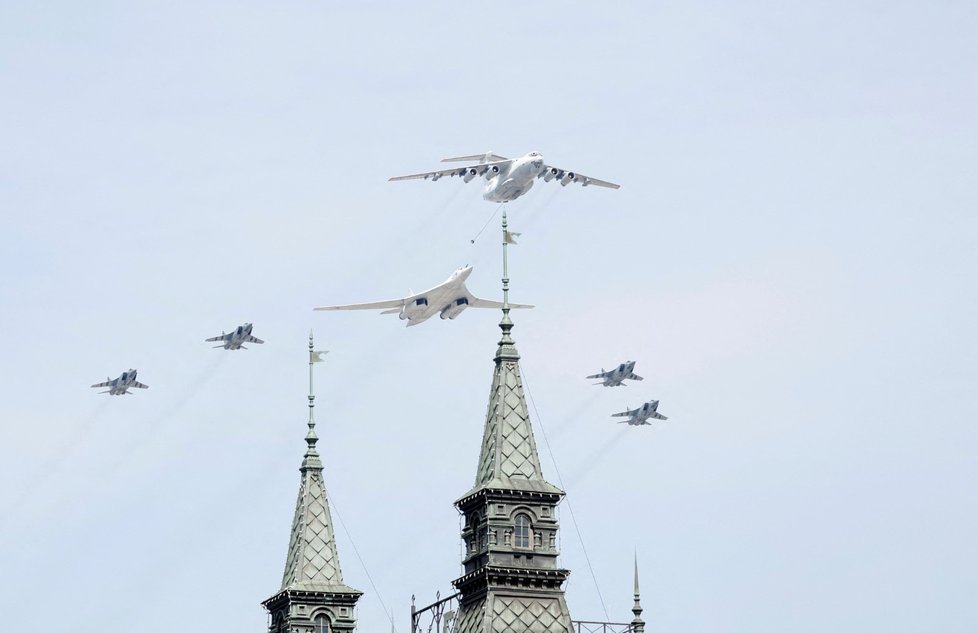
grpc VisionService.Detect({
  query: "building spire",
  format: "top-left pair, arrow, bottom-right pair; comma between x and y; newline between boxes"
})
631,552 -> 646,633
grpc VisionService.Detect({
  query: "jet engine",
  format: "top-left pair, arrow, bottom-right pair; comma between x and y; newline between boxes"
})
463,168 -> 478,183
400,297 -> 429,320
543,167 -> 558,182
559,172 -> 575,186
440,297 -> 469,320
486,164 -> 500,178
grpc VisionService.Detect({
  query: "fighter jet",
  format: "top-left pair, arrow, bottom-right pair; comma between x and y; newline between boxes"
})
91,369 -> 149,395
588,361 -> 644,387
389,151 -> 620,203
314,266 -> 532,327
206,323 -> 265,350
612,400 -> 668,426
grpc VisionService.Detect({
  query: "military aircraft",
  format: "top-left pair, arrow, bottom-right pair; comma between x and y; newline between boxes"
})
612,400 -> 668,425
206,323 -> 265,350
389,151 -> 620,203
91,369 -> 149,395
588,361 -> 644,387
314,266 -> 531,327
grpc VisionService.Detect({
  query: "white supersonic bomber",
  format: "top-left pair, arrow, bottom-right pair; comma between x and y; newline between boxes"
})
389,151 -> 620,203
314,266 -> 532,327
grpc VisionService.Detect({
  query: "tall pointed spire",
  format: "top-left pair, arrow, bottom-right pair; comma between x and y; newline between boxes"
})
452,208 -> 573,633
631,553 -> 646,633
263,333 -> 361,633
466,207 -> 561,496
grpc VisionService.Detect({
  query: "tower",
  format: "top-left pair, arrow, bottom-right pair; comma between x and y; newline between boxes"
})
263,335 -> 362,633
451,209 -> 574,633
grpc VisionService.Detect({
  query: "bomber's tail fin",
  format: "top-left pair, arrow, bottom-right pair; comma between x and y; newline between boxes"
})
441,152 -> 508,164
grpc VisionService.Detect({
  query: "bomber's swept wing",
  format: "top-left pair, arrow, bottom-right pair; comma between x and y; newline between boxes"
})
466,296 -> 534,310
389,159 -> 514,183
541,164 -> 620,189
314,297 -> 407,312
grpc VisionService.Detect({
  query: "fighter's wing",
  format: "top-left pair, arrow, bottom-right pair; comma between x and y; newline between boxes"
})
314,297 -> 405,311
90,380 -> 115,388
204,334 -> 228,342
389,160 -> 514,183
540,164 -> 620,189
244,335 -> 264,344
132,381 -> 149,390
629,374 -> 644,381
611,410 -> 633,418
586,371 -> 610,379
650,411 -> 667,420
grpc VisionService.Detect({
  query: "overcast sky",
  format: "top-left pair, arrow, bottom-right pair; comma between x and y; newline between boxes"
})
1,1 -> 976,632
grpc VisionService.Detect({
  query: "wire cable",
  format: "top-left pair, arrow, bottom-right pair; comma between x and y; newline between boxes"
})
325,487 -> 398,633
520,369 -> 611,621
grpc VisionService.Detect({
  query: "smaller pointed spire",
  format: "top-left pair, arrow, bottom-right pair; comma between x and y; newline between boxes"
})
631,552 -> 646,633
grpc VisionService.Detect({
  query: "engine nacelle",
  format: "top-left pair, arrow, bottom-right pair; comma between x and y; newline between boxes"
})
485,164 -> 500,179
400,297 -> 429,320
543,167 -> 558,182
463,168 -> 478,183
559,172 -> 575,186
440,297 -> 470,320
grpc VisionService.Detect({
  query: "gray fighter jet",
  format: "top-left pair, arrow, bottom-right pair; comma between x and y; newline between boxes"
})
612,400 -> 668,425
91,369 -> 149,395
206,323 -> 265,350
588,361 -> 644,387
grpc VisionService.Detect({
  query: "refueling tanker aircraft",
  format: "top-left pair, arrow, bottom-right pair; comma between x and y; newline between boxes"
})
588,361 -> 644,387
314,266 -> 532,327
91,369 -> 149,395
205,323 -> 265,350
612,400 -> 668,425
389,151 -> 620,203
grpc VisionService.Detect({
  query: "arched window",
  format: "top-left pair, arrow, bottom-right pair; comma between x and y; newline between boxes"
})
514,514 -> 531,549
313,615 -> 330,633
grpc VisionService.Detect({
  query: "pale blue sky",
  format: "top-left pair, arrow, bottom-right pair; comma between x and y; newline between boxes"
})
1,2 -> 976,632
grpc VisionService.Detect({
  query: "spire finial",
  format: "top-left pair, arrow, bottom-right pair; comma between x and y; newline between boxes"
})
631,551 -> 646,633
302,330 -> 323,470
496,206 -> 518,361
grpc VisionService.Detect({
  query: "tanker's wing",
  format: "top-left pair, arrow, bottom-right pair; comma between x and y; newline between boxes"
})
541,163 -> 620,189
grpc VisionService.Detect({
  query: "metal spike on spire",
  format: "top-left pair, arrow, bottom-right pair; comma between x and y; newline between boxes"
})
302,331 -> 323,470
632,551 -> 646,633
496,207 -> 518,360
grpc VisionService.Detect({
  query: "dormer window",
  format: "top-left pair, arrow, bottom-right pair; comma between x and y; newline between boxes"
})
514,514 -> 532,549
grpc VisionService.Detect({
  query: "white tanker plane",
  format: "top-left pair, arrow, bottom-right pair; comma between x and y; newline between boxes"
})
389,151 -> 620,203
314,266 -> 531,327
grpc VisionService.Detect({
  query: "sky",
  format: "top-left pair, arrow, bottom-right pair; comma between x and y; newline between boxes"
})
1,1 -> 976,631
